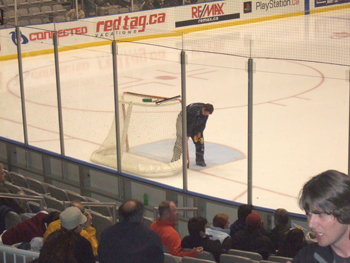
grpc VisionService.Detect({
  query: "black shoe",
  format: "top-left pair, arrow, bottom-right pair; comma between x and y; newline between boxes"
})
196,161 -> 206,167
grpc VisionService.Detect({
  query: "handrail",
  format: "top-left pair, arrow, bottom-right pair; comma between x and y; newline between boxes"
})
0,193 -> 44,211
0,244 -> 39,263
153,206 -> 198,221
63,201 -> 118,224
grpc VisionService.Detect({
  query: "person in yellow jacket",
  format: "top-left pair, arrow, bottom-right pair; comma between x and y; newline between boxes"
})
43,201 -> 98,257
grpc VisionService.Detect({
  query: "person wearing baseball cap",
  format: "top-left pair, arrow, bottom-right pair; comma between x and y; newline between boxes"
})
33,207 -> 95,263
60,206 -> 87,232
43,201 -> 99,257
232,212 -> 275,260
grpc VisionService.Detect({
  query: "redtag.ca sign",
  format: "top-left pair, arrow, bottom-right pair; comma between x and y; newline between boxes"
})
96,13 -> 166,37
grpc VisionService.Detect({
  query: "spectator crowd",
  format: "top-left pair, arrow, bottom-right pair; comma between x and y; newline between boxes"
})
0,163 -> 348,263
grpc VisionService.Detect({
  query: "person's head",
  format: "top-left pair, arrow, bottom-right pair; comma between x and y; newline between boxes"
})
152,0 -> 161,7
201,103 -> 214,116
274,208 -> 289,226
118,199 -> 144,224
59,206 -> 87,233
237,204 -> 253,222
246,212 -> 262,229
38,229 -> 78,263
77,4 -> 82,10
69,200 -> 85,214
158,201 -> 178,222
0,164 -> 6,183
299,170 -> 350,248
278,228 -> 306,258
285,228 -> 306,247
213,213 -> 229,229
188,217 -> 207,237
43,211 -> 61,226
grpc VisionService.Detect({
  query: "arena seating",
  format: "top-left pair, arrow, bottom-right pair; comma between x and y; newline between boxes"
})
221,254 -> 257,263
183,249 -> 216,261
267,256 -> 293,263
228,249 -> 263,262
0,171 -> 289,263
8,172 -> 28,188
182,257 -> 216,263
3,170 -> 119,240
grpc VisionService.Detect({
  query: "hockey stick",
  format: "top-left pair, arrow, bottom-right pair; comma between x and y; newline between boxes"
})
187,139 -> 190,168
155,95 -> 181,105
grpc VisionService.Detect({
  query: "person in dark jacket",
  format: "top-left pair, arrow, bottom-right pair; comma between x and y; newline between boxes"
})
277,228 -> 306,258
291,170 -> 350,263
171,103 -> 214,167
232,212 -> 275,260
230,204 -> 253,239
98,199 -> 164,263
182,216 -> 224,262
268,208 -> 290,250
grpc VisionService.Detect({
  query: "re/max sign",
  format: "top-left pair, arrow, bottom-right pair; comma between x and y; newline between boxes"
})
192,3 -> 225,18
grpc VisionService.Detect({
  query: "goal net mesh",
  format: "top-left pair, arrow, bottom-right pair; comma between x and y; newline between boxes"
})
91,92 -> 183,177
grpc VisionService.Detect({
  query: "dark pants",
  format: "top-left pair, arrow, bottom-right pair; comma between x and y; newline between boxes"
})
171,112 -> 204,163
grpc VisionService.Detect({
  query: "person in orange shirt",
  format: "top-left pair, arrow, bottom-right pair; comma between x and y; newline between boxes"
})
43,201 -> 98,257
150,200 -> 203,257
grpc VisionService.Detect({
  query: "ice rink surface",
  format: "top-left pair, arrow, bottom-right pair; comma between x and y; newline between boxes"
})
0,8 -> 350,214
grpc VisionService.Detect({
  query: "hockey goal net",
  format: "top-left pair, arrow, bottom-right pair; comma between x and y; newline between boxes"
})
91,92 -> 183,177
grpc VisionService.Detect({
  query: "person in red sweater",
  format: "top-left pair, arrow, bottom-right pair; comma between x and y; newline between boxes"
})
1,210 -> 59,245
150,200 -> 203,257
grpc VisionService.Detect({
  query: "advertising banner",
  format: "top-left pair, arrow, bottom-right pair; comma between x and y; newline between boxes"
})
174,1 -> 240,28
315,0 -> 350,8
241,0 -> 304,18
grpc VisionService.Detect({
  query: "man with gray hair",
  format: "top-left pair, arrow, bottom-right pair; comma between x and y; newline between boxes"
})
290,170 -> 350,263
268,208 -> 290,250
98,199 -> 164,263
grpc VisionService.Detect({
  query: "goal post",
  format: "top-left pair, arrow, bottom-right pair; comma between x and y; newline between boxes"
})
91,92 -> 185,177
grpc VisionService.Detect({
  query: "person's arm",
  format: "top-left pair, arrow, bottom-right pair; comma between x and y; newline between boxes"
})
78,235 -> 95,263
80,226 -> 99,257
222,236 -> 232,252
79,10 -> 85,18
2,224 -> 20,245
186,105 -> 199,137
43,219 -> 61,241
166,231 -> 197,257
194,115 -> 208,135
181,236 -> 191,249
231,231 -> 247,251
65,9 -> 74,21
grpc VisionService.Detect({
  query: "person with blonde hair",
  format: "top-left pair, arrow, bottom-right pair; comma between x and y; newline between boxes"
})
206,213 -> 232,252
